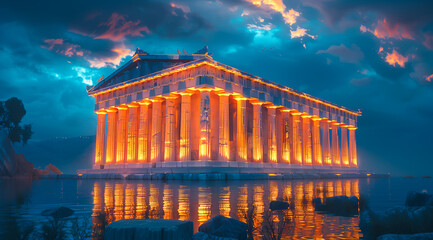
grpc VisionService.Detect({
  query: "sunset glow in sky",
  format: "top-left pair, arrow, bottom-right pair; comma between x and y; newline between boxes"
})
1,0 -> 433,176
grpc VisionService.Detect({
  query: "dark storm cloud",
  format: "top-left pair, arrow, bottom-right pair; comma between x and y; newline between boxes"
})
0,0 -> 433,176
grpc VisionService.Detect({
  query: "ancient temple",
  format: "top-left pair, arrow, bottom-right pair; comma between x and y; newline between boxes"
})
86,47 -> 360,174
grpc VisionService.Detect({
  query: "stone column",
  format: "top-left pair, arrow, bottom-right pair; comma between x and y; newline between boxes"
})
341,125 -> 350,167
321,120 -> 332,166
331,122 -> 341,166
95,110 -> 106,166
301,115 -> 312,165
106,108 -> 117,164
116,105 -> 128,164
199,90 -> 211,160
236,97 -> 248,162
290,112 -> 302,165
311,117 -> 322,165
267,106 -> 278,163
127,103 -> 139,163
218,93 -> 230,161
137,101 -> 150,163
349,127 -> 358,167
180,93 -> 192,162
251,102 -> 263,162
151,99 -> 163,163
281,110 -> 291,164
164,96 -> 177,162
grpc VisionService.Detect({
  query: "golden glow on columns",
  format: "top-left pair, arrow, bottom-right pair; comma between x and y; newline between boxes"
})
199,91 -> 211,160
290,112 -> 303,165
321,120 -> 332,165
267,106 -> 278,163
236,97 -> 248,162
341,125 -> 350,167
151,99 -> 163,163
349,127 -> 358,167
137,101 -> 151,163
311,117 -> 322,165
95,110 -> 107,165
251,102 -> 263,162
116,106 -> 128,164
126,103 -> 139,163
180,93 -> 192,162
281,110 -> 291,164
331,122 -> 341,166
301,115 -> 312,165
164,96 -> 178,162
106,108 -> 118,164
218,93 -> 230,161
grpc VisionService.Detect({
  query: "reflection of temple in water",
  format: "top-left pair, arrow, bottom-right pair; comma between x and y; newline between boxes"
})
92,179 -> 361,239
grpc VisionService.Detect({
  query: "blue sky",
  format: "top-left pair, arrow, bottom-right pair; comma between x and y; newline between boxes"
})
1,0 -> 433,176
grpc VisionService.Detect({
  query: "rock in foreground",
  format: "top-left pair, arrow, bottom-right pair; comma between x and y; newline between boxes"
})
0,131 -> 33,178
312,195 -> 358,216
195,215 -> 248,240
360,206 -> 433,239
405,192 -> 433,207
41,206 -> 74,218
105,219 -> 193,240
377,232 -> 433,240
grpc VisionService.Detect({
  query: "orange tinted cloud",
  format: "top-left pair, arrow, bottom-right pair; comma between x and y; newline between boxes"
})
42,39 -> 84,57
95,13 -> 150,41
426,74 -> 433,82
87,45 -> 132,68
170,2 -> 190,13
385,49 -> 408,67
290,27 -> 315,39
247,0 -> 300,25
373,19 -> 413,40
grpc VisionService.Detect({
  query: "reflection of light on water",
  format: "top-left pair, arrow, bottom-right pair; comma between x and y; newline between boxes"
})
92,179 -> 361,239
178,185 -> 189,221
219,186 -> 230,217
198,187 -> 211,225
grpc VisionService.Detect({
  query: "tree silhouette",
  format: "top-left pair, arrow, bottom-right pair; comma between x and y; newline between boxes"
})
0,97 -> 33,144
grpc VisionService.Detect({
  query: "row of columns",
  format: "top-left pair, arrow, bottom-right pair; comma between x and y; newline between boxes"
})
94,90 -> 357,167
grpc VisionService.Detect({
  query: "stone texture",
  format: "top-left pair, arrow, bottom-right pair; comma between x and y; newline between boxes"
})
360,206 -> 433,240
406,191 -> 433,207
105,219 -> 193,240
313,195 -> 358,216
198,215 -> 247,240
41,206 -> 74,218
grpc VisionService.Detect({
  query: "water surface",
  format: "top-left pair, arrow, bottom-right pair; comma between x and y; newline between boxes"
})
0,177 -> 432,239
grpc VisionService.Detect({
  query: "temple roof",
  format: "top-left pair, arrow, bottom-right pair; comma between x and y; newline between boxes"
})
87,46 -> 361,116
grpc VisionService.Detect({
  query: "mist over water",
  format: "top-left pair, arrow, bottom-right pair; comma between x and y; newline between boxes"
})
0,177 -> 432,239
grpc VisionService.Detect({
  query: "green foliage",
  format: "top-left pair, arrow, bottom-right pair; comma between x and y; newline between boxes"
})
0,97 -> 33,144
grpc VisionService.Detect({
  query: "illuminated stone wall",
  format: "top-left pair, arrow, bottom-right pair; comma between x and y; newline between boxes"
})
90,54 -> 360,169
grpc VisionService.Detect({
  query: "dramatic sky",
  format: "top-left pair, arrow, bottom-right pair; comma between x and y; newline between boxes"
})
1,0 -> 433,176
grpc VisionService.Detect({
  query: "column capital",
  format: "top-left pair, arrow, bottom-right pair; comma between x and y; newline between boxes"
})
95,110 -> 107,115
340,124 -> 350,128
116,105 -> 128,110
106,107 -> 118,113
330,120 -> 341,126
311,116 -> 321,121
127,102 -> 139,108
348,126 -> 357,130
150,98 -> 164,103
138,100 -> 151,105
250,101 -> 264,106
266,105 -> 279,109
320,118 -> 331,123
179,92 -> 193,96
300,114 -> 312,119
290,111 -> 302,116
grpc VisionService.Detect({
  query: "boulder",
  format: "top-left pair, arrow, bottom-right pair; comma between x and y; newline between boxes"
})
41,206 -> 74,219
269,201 -> 290,211
405,192 -> 433,207
198,215 -> 248,240
360,206 -> 433,240
45,164 -> 63,175
0,131 -> 34,178
377,232 -> 433,240
312,195 -> 358,216
104,219 -> 193,240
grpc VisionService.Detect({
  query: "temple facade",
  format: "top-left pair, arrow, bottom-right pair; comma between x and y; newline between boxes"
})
87,47 -> 360,173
